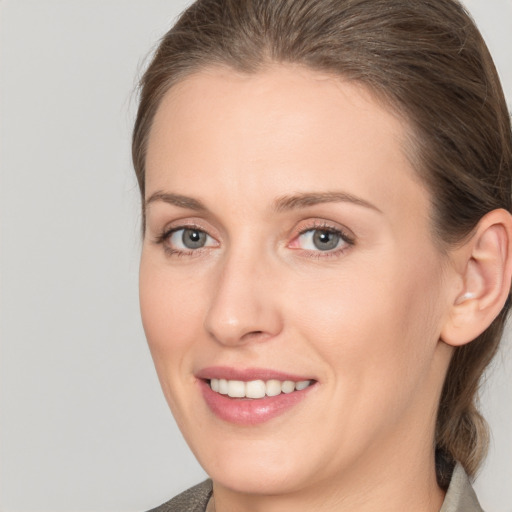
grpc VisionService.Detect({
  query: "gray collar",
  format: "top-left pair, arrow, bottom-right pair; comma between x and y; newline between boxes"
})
440,463 -> 483,512
149,462 -> 483,512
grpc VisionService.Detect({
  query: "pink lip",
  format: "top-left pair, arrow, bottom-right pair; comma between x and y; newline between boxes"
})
196,366 -> 314,382
196,366 -> 317,426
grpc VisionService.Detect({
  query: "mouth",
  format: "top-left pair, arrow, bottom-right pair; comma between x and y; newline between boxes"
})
196,367 -> 317,425
207,378 -> 314,399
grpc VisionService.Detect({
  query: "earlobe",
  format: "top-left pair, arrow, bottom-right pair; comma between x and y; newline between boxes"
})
441,209 -> 512,347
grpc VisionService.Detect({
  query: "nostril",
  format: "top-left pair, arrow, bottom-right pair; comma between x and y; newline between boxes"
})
243,330 -> 265,341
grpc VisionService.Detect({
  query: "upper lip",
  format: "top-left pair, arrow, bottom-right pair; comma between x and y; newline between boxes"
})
196,366 -> 316,382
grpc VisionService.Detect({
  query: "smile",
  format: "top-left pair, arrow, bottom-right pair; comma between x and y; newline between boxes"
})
209,378 -> 313,398
197,368 -> 317,425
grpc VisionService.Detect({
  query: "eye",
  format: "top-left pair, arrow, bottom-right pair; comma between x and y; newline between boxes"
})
164,227 -> 218,252
298,229 -> 343,251
290,225 -> 354,254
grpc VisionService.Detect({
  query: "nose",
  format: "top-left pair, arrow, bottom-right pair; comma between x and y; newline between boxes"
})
204,250 -> 283,347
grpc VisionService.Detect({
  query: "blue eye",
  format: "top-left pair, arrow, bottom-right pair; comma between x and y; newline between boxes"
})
296,228 -> 346,251
167,228 -> 216,251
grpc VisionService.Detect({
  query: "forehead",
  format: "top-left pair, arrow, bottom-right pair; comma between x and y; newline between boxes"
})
147,64 -> 406,164
145,64 -> 428,220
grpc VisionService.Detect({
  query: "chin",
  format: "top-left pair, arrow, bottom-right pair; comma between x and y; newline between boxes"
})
190,431 -> 327,495
207,456 -> 304,495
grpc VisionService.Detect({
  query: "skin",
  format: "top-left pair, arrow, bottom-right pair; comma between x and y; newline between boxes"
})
140,65 -> 459,512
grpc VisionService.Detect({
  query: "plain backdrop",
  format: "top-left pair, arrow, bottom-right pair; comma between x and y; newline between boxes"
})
0,1 -> 511,511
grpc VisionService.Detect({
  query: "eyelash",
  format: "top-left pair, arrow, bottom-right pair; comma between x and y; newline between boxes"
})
294,221 -> 355,260
153,223 -> 212,258
153,221 -> 355,259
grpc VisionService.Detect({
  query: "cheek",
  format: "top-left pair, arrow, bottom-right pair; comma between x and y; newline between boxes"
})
138,254 -> 215,429
288,251 -> 444,396
139,255 -> 206,368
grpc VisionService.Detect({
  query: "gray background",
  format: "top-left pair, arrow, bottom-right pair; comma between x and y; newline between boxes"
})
0,1 -> 510,511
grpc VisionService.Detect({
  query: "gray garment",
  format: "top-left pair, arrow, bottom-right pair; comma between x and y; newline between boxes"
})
440,463 -> 483,512
147,463 -> 482,512
146,480 -> 212,512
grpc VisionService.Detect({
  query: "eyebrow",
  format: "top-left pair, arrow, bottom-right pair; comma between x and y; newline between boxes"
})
272,192 -> 382,213
145,191 -> 207,212
144,190 -> 381,214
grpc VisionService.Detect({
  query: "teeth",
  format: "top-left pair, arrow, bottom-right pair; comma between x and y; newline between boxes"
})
227,380 -> 245,398
266,379 -> 282,397
218,379 -> 229,395
295,380 -> 311,391
245,380 -> 266,399
281,380 -> 295,394
209,378 -> 312,398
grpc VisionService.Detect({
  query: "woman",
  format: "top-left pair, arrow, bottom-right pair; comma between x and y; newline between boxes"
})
132,1 -> 512,511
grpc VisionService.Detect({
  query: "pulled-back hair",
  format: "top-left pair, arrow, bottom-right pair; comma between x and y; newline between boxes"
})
132,0 -> 512,484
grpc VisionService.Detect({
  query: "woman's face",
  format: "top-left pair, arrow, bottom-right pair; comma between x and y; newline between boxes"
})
140,66 -> 453,495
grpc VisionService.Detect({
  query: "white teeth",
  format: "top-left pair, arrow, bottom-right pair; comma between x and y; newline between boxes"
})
227,380 -> 246,398
218,379 -> 229,395
266,379 -> 282,397
281,380 -> 295,394
296,380 -> 311,391
208,378 -> 313,398
245,380 -> 266,399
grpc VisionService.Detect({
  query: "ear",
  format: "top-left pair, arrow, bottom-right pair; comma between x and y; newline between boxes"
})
441,209 -> 512,347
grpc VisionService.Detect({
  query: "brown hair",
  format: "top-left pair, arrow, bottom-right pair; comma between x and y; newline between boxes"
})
132,0 -> 512,483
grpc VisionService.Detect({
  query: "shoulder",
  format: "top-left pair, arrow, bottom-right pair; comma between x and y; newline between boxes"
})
146,480 -> 213,512
440,463 -> 484,512
146,465 -> 483,512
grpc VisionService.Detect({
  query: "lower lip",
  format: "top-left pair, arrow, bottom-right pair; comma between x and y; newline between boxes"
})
199,380 -> 315,426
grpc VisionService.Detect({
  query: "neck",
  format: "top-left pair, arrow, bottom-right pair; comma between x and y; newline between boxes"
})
211,426 -> 445,512
213,457 -> 444,512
